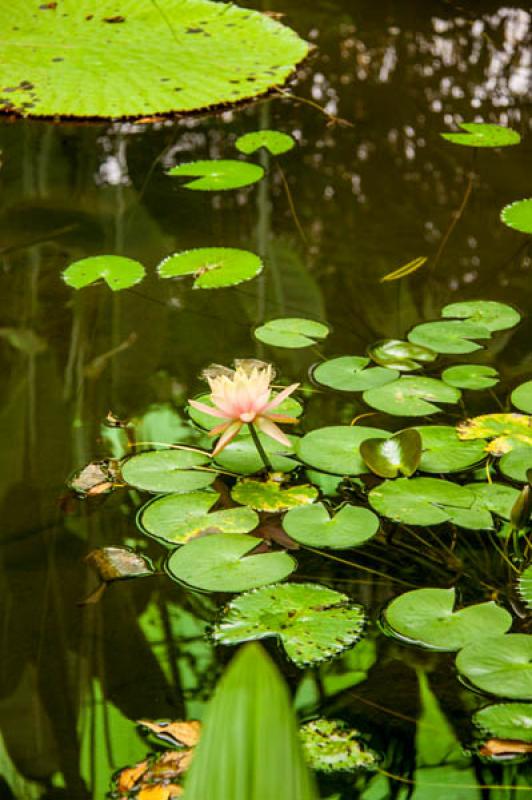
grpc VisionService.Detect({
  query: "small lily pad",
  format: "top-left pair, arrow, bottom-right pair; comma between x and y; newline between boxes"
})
157,247 -> 263,289
417,426 -> 487,473
441,300 -> 521,332
500,448 -> 532,482
473,703 -> 532,743
518,566 -> 532,610
166,533 -> 296,592
442,365 -> 499,390
213,582 -> 365,666
456,635 -> 532,700
408,320 -> 490,354
122,449 -> 215,493
297,426 -> 390,476
384,587 -> 511,651
457,414 -> 532,455
139,490 -> 259,546
512,381 -> 532,414
313,356 -> 399,392
168,160 -> 264,190
367,339 -> 437,372
300,719 -> 376,772
501,199 -> 532,235
62,255 -> 145,291
368,477 -> 474,526
231,479 -> 318,512
360,429 -> 421,478
282,502 -> 379,549
363,376 -> 460,416
254,318 -> 329,349
440,123 -> 521,148
235,130 -> 295,155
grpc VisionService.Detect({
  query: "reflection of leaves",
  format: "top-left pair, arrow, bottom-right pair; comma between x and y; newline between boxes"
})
0,327 -> 46,355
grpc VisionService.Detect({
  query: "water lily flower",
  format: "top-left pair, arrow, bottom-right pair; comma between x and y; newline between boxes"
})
189,361 -> 299,456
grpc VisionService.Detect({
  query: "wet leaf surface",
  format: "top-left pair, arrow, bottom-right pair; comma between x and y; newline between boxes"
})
282,501 -> 379,548
360,428 -> 422,477
300,718 -> 376,771
158,247 -> 263,289
254,317 -> 329,348
231,478 -> 318,512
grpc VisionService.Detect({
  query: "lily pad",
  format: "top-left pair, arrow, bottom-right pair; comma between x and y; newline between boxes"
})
235,130 -> 295,155
313,356 -> 399,392
512,381 -> 532,414
297,426 -> 390,476
254,318 -> 329,349
408,320 -> 490,354
215,434 -> 298,475
457,414 -> 532,455
500,448 -> 532,482
440,123 -> 521,148
518,566 -> 532,610
122,449 -> 215,493
0,0 -> 309,118
501,199 -> 532,235
85,546 -> 154,582
384,587 -> 511,651
300,719 -> 376,772
368,477 -> 474,526
282,502 -> 379,549
139,490 -> 259,546
231,479 -> 318,512
168,160 -> 264,191
441,300 -> 521,332
461,482 -> 521,530
473,703 -> 532,743
417,426 -> 486,473
367,339 -> 437,372
360,429 -> 422,478
166,533 -> 296,592
62,255 -> 145,291
456,635 -> 532,700
158,247 -> 263,289
363,376 -> 461,416
213,582 -> 365,666
442,365 -> 499,390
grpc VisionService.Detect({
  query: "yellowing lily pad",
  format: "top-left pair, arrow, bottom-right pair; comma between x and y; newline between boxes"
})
457,414 -> 532,455
231,479 -> 318,512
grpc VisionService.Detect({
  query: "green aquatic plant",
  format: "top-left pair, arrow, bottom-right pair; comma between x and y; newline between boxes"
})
0,0 -> 309,118
62,254 -> 145,291
121,448 -> 215,493
360,428 -> 422,478
501,198 -> 532,234
440,122 -> 521,148
300,719 -> 376,771
282,502 -> 379,548
158,247 -> 263,289
254,317 -> 329,348
235,130 -> 296,155
473,703 -> 532,744
456,635 -> 532,700
168,160 -> 264,190
313,356 -> 399,392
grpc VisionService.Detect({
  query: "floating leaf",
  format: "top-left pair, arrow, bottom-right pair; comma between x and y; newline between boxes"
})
363,376 -> 460,416
510,484 -> 532,530
139,490 -> 259,546
67,460 -> 119,496
85,546 -> 154,582
360,429 -> 422,478
166,533 -> 296,592
501,198 -> 532,235
367,339 -> 437,372
380,255 -> 427,283
467,482 -> 521,525
122,449 -> 215,493
213,583 -> 365,667
408,320 -> 490,354
473,703 -> 532,744
442,365 -> 499,390
313,356 -> 399,392
512,381 -> 532,414
417,425 -> 486,473
456,635 -> 532,700
168,160 -> 264,191
231,479 -> 318,512
215,434 -> 298,475
518,566 -> 532,610
441,300 -> 521,332
62,255 -> 145,291
305,470 -> 343,498
158,247 -> 263,289
440,123 -> 521,147
254,318 -> 329,349
500,448 -> 532,482
368,477 -> 474,526
457,414 -> 532,455
235,130 -> 295,155
297,426 -> 390,476
300,719 -> 376,772
384,588 -> 511,651
0,0 -> 309,118
282,502 -> 379,549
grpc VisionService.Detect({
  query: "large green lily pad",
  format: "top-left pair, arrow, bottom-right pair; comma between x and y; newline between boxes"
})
368,477 -> 474,526
473,703 -> 532,743
0,0 -> 309,118
313,356 -> 398,392
122,449 -> 215,493
441,300 -> 521,332
363,376 -> 460,417
166,533 -> 296,592
231,478 -> 318,512
300,719 -> 376,772
215,433 -> 298,476
417,425 -> 487,473
282,502 -> 379,549
213,582 -> 365,667
384,587 -> 511,651
158,247 -> 263,288
456,635 -> 532,700
297,426 -> 390,476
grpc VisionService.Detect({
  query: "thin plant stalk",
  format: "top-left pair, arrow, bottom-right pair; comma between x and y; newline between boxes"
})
247,423 -> 273,471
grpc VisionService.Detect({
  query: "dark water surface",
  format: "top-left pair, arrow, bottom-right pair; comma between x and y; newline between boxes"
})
0,1 -> 531,797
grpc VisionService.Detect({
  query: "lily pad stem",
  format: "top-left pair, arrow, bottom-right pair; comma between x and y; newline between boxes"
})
247,423 -> 273,472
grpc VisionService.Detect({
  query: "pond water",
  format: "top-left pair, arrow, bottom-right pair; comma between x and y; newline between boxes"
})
0,0 -> 531,797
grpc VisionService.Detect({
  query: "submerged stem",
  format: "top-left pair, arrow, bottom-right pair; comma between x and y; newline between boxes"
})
247,423 -> 273,472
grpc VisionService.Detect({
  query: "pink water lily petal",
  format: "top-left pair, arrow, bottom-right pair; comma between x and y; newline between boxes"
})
208,420 -> 232,436
264,383 -> 300,412
255,416 -> 292,447
188,399 -> 230,420
212,421 -> 243,456
264,413 -> 298,424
